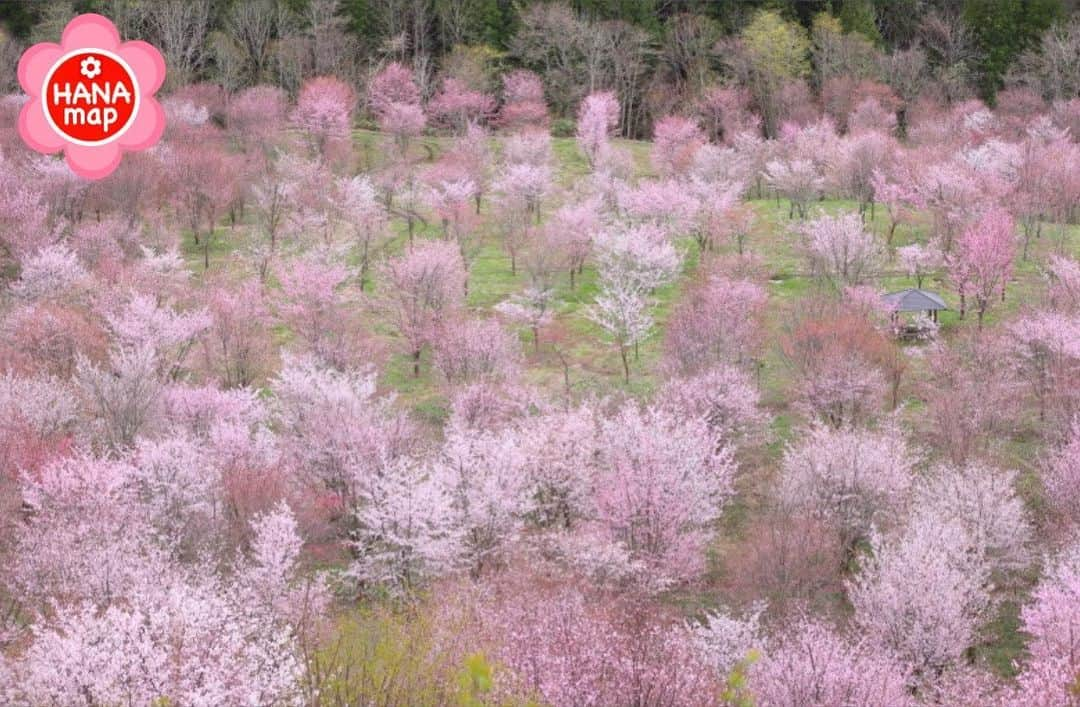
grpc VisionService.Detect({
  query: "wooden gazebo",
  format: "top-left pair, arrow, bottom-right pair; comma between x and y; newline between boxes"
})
881,288 -> 948,323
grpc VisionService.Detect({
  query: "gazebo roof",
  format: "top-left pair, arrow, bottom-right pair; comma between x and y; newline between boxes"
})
881,288 -> 948,312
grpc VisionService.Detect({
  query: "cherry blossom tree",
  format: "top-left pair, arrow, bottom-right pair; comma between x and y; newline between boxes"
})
751,619 -> 913,706
589,280 -> 652,383
947,207 -> 1016,328
428,77 -> 494,133
656,365 -> 768,447
368,63 -> 424,157
576,91 -> 620,169
433,317 -> 520,386
588,404 -> 736,586
898,242 -> 943,289
333,174 -> 389,291
491,163 -> 552,274
1043,418 -> 1080,524
379,241 -> 467,376
293,76 -> 356,160
663,272 -> 766,373
497,70 -> 549,131
799,211 -> 884,288
764,157 -> 824,219
778,423 -> 917,557
848,512 -> 992,683
1012,542 -> 1080,706
651,115 -> 706,178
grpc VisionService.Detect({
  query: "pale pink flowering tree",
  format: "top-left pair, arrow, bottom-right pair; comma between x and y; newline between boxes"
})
293,76 -> 356,160
0,153 -> 49,262
799,211 -> 884,288
420,165 -> 481,284
273,253 -> 361,369
588,404 -> 736,586
1007,311 -> 1080,430
349,456 -> 462,594
467,578 -> 719,706
0,372 -> 76,480
445,121 -> 493,214
764,157 -> 824,219
436,429 -> 528,576
576,91 -> 620,169
947,207 -> 1016,327
497,70 -> 549,131
495,282 -> 556,352
656,365 -> 768,447
433,317 -> 520,386
651,115 -> 706,178
897,242 -> 944,289
379,240 -> 467,376
685,178 -> 745,253
778,423 -> 917,557
615,179 -> 698,237
1047,255 -> 1080,312
593,223 -> 681,294
1012,542 -> 1080,706
829,130 -> 895,218
226,85 -> 287,155
750,619 -> 914,706
201,279 -> 273,388
516,406 -> 598,530
848,512 -> 992,683
491,162 -> 552,274
272,353 -> 416,511
8,244 -> 90,303
588,279 -> 653,382
663,273 -> 766,373
333,174 -> 389,291
870,164 -> 922,244
545,198 -> 603,289
911,461 -> 1032,572
368,63 -> 425,156
1045,419 -> 1080,523
428,77 -> 494,133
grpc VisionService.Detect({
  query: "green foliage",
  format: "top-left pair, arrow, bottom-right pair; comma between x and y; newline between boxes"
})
838,0 -> 882,44
306,605 -> 460,705
456,653 -> 495,706
742,9 -> 811,80
963,0 -> 1063,101
550,117 -> 576,138
721,649 -> 761,706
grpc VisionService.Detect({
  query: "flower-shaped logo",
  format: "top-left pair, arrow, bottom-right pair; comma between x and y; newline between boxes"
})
18,14 -> 166,180
80,55 -> 102,79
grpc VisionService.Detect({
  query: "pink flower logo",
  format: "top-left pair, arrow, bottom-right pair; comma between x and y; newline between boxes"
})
18,13 -> 166,180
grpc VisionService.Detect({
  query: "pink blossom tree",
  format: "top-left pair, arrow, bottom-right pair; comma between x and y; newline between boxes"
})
651,115 -> 706,178
428,77 -> 494,134
576,91 -> 620,169
778,423 -> 917,557
763,157 -> 824,219
1043,418 -> 1080,524
656,365 -> 768,447
1012,542 -> 1080,706
497,70 -> 549,131
544,198 -> 603,289
751,619 -> 913,706
588,279 -> 653,383
433,317 -> 520,386
663,272 -> 766,374
273,253 -> 361,369
947,207 -> 1016,328
799,212 -> 884,288
588,404 -> 736,586
898,242 -> 944,289
848,512 -> 993,683
491,163 -> 552,274
379,241 -> 467,376
368,63 -> 424,157
293,76 -> 356,160
333,174 -> 389,291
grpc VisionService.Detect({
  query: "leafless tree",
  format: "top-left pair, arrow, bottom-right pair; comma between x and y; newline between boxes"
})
144,0 -> 211,88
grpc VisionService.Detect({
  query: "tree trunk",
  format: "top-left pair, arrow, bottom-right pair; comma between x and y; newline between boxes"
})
413,349 -> 421,377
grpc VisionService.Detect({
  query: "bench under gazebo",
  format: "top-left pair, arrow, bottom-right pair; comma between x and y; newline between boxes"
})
882,288 -> 948,323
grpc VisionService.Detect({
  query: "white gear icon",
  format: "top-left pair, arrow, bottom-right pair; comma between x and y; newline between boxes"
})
80,56 -> 102,80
